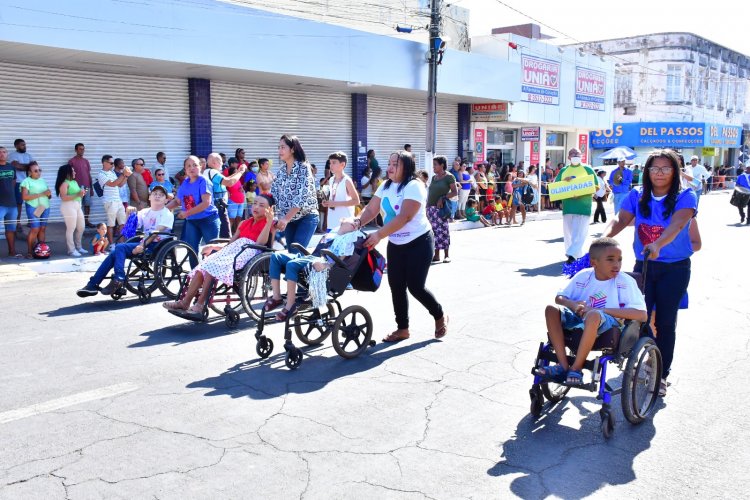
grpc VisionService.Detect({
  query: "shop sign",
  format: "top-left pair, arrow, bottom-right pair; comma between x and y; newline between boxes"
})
702,147 -> 717,156
530,141 -> 540,165
521,127 -> 540,142
471,102 -> 508,122
574,67 -> 606,111
474,129 -> 485,163
521,55 -> 560,106
578,134 -> 589,164
706,124 -> 742,147
548,174 -> 597,201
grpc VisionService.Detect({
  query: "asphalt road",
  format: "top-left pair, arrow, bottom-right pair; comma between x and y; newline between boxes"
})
1,192 -> 748,499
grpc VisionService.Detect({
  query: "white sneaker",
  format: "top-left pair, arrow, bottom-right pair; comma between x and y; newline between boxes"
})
77,248 -> 89,255
69,250 -> 82,257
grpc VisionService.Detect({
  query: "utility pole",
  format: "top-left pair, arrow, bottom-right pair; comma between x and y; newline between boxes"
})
425,0 -> 441,166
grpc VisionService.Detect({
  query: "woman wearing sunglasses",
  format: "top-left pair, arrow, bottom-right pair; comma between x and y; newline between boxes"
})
20,161 -> 51,258
149,168 -> 175,199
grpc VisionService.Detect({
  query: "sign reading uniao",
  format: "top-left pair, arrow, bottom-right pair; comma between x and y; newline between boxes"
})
590,122 -> 742,148
574,67 -> 606,111
521,55 -> 560,106
548,175 -> 597,202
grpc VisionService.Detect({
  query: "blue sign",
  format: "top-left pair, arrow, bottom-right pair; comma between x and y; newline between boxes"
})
590,122 -> 742,149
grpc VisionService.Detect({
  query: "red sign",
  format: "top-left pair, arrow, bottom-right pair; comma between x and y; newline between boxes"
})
474,129 -> 485,163
578,134 -> 589,164
530,141 -> 540,165
472,103 -> 507,113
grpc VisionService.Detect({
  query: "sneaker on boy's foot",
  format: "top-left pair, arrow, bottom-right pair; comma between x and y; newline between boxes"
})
76,284 -> 99,298
101,280 -> 124,296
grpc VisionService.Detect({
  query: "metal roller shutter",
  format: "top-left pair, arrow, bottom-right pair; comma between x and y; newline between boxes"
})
211,82 -> 352,177
0,62 -> 190,223
366,96 -> 458,167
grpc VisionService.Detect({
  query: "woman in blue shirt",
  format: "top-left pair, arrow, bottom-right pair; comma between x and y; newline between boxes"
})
149,168 -> 174,199
605,149 -> 697,396
166,156 -> 219,267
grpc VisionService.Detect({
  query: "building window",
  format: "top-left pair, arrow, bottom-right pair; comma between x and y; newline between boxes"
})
707,77 -> 717,108
615,71 -> 633,105
486,128 -> 514,145
736,82 -> 746,113
719,78 -> 728,110
666,64 -> 682,102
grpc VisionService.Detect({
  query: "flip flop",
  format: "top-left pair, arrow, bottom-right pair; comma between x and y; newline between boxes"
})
12,253 -> 24,259
435,315 -> 449,339
382,331 -> 410,342
162,301 -> 185,311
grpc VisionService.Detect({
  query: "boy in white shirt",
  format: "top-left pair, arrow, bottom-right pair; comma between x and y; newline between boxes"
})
537,238 -> 647,385
77,185 -> 174,297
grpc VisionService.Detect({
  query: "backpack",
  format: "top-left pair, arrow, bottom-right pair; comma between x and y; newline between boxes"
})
92,179 -> 104,197
521,184 -> 534,204
350,247 -> 386,292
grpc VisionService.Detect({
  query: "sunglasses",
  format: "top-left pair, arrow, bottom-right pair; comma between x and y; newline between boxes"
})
156,173 -> 165,176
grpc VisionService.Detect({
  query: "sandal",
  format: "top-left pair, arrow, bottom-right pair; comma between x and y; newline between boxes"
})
565,369 -> 584,386
162,301 -> 185,311
659,378 -> 669,397
263,297 -> 284,311
275,302 -> 299,322
12,253 -> 24,259
443,258 -> 451,263
382,330 -> 410,343
435,315 -> 449,339
536,364 -> 567,383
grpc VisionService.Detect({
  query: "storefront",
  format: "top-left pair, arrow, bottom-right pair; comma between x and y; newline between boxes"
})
590,122 -> 743,167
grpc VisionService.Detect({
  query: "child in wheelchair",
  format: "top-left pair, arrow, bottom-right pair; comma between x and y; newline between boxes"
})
537,238 -> 647,385
263,220 -> 362,321
163,194 -> 276,318
77,185 -> 173,297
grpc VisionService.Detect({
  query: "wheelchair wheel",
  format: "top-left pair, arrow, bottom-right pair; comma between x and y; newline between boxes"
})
600,407 -> 615,439
256,336 -> 274,359
285,347 -> 303,370
224,307 -> 241,328
331,305 -> 373,359
294,303 -> 335,345
123,257 -> 158,296
239,253 -> 272,321
621,337 -> 662,424
529,385 -> 543,418
155,241 -> 198,299
541,381 -> 570,403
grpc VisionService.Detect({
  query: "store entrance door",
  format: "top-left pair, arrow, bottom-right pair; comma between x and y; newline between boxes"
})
487,148 -> 515,166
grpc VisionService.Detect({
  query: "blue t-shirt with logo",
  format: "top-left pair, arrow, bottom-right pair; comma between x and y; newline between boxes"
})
621,187 -> 697,263
609,167 -> 633,194
176,176 -> 218,220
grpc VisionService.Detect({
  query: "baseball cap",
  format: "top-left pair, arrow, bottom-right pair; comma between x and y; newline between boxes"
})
690,155 -> 699,161
149,184 -> 168,196
617,156 -> 627,162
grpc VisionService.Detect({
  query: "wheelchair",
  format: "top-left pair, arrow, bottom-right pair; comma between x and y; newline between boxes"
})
254,242 -> 376,370
528,262 -> 662,439
167,238 -> 274,328
109,232 -> 197,303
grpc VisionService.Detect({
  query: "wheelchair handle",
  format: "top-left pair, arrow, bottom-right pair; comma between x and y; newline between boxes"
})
641,249 -> 650,283
207,238 -> 231,244
290,242 -> 311,256
320,249 -> 347,268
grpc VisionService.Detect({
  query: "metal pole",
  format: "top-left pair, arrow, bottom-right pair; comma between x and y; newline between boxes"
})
425,0 -> 441,158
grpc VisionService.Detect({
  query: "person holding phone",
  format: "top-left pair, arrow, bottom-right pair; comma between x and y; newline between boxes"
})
55,163 -> 88,257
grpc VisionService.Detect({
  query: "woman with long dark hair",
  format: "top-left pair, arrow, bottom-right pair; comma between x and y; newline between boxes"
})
605,149 -> 697,397
271,134 -> 319,250
426,155 -> 457,262
354,151 -> 448,342
55,163 -> 87,256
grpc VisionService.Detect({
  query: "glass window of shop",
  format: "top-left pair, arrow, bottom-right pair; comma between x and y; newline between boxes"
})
486,127 -> 515,166
546,131 -> 567,167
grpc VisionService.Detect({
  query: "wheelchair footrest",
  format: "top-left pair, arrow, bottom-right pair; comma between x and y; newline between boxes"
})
537,350 -> 597,372
168,308 -> 205,322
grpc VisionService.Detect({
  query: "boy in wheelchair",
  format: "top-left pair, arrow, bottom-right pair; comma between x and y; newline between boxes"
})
537,238 -> 647,385
263,220 -> 361,321
77,185 -> 173,297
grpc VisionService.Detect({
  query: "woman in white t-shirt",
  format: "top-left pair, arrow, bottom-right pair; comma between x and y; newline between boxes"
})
353,151 -> 448,342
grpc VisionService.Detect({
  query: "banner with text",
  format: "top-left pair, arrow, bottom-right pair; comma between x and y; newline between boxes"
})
578,134 -> 589,164
574,67 -> 606,111
521,55 -> 560,106
474,129 -> 486,163
471,102 -> 508,122
548,174 -> 597,201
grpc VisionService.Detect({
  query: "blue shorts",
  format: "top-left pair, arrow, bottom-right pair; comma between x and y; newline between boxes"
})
81,188 -> 92,207
14,182 -> 23,205
560,307 -> 621,336
25,204 -> 50,228
227,200 -> 246,218
0,205 -> 18,232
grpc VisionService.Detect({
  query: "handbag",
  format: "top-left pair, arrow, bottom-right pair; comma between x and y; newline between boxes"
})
437,196 -> 451,220
350,247 -> 386,292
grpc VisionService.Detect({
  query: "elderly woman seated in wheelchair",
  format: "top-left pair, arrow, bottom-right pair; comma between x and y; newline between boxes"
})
529,238 -> 662,439
163,194 -> 275,320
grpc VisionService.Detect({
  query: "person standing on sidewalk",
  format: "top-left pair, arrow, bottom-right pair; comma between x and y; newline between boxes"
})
680,155 -> 709,206
735,164 -> 750,224
593,170 -> 610,224
426,155 -> 457,263
8,139 -> 34,237
20,161 -> 51,258
556,147 -> 599,263
608,157 -> 632,214
204,152 -> 246,238
127,159 -> 150,210
355,151 -> 448,342
0,146 -> 21,258
68,143 -> 94,228
98,155 -> 131,246
55,163 -> 88,257
321,151 -> 359,231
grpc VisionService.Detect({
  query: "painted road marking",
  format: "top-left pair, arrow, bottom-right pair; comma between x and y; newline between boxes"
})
0,382 -> 138,424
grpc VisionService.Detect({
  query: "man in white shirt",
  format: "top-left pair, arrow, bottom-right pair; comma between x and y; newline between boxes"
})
681,155 -> 709,205
98,155 -> 131,245
155,152 -> 169,180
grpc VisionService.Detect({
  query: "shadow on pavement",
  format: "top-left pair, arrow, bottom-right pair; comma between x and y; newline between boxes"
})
187,339 -> 437,399
40,294 -> 169,317
488,396 -> 662,498
516,262 -> 563,277
128,316 -> 253,347
538,236 -> 564,244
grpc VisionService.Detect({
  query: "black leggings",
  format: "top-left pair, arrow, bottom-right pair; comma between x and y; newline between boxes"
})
387,231 -> 444,329
593,197 -> 607,223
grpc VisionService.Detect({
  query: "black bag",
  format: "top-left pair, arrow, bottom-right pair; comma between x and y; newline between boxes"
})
437,196 -> 451,220
350,247 -> 386,292
92,180 -> 104,197
521,185 -> 534,204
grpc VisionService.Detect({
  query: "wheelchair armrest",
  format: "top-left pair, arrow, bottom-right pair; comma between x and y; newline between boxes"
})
320,249 -> 347,268
207,238 -> 231,244
241,243 -> 274,252
148,231 -> 176,239
290,243 -> 310,255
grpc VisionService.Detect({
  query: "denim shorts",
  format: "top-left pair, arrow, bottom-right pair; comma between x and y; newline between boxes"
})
24,204 -> 50,228
227,201 -> 246,218
0,205 -> 18,232
560,307 -> 621,336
